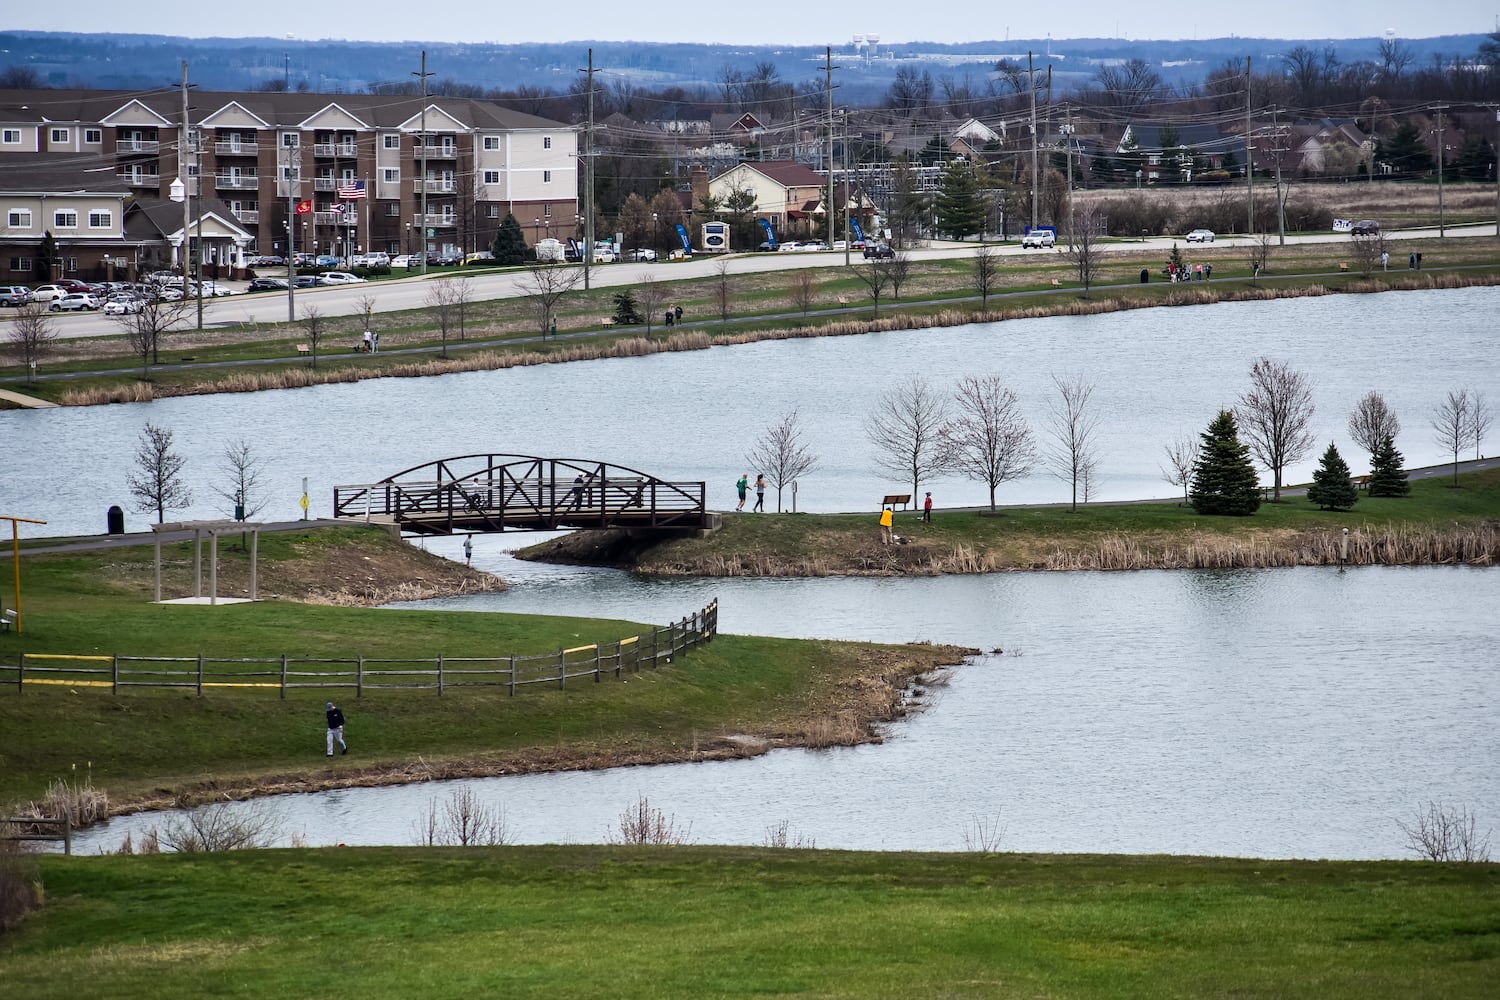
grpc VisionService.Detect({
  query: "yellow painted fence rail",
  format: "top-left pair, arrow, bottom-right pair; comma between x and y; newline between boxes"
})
0,601 -> 717,699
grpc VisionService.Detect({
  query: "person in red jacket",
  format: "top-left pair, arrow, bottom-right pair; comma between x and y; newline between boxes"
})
923,492 -> 933,522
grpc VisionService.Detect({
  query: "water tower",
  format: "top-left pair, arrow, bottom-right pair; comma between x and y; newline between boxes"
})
866,33 -> 880,58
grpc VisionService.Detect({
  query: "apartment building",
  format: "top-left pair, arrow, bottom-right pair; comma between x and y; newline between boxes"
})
0,87 -> 578,280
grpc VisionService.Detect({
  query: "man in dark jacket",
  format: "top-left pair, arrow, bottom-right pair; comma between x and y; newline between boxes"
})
326,702 -> 348,756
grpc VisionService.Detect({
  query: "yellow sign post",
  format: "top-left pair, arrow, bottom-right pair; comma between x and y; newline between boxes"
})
2,515 -> 47,635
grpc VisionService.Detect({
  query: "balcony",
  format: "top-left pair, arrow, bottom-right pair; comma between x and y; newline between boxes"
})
413,179 -> 457,194
215,174 -> 260,190
312,178 -> 337,191
417,143 -> 458,159
314,211 -> 355,225
233,210 -> 260,224
417,213 -> 457,227
214,140 -> 258,155
312,142 -> 359,158
115,139 -> 160,155
117,172 -> 161,188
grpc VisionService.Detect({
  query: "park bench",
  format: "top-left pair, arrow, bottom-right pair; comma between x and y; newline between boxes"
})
0,609 -> 15,633
1356,475 -> 1371,490
882,493 -> 912,510
600,317 -> 616,326
1339,262 -> 1349,272
296,343 -> 311,355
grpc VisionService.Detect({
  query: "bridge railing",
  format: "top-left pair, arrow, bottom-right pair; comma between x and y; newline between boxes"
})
0,602 -> 718,699
333,475 -> 706,529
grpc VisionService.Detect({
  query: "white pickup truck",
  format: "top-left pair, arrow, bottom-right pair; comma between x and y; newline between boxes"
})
1021,229 -> 1057,249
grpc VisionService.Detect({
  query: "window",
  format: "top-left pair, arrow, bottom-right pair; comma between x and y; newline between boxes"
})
89,210 -> 112,229
1,129 -> 20,144
281,133 -> 300,148
486,205 -> 499,218
84,128 -> 102,144
383,168 -> 400,183
543,170 -> 551,183
50,127 -> 70,143
7,209 -> 31,228
383,134 -> 400,149
66,257 -> 78,271
281,166 -> 300,181
482,170 -> 500,184
11,258 -> 32,272
53,210 -> 78,229
385,202 -> 400,217
483,136 -> 500,150
543,136 -> 552,149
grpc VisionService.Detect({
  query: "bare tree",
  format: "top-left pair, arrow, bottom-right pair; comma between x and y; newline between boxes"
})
354,292 -> 376,333
517,262 -> 581,336
451,275 -> 473,340
1236,356 -> 1316,501
113,295 -> 190,375
865,377 -> 951,500
1471,392 -> 1492,460
1160,433 -> 1201,504
886,250 -> 913,300
789,269 -> 818,319
636,274 -> 668,336
127,422 -> 192,524
1397,801 -> 1491,862
1432,388 -> 1474,484
1348,390 -> 1401,460
425,278 -> 461,357
1045,373 -> 1101,512
973,244 -> 1000,308
940,375 -> 1037,510
1065,207 -> 1104,296
5,304 -> 57,382
610,795 -> 691,845
411,788 -> 510,847
158,802 -> 283,852
1251,231 -> 1275,277
1349,232 -> 1385,278
710,258 -> 735,325
745,409 -> 818,511
214,439 -> 268,521
851,260 -> 893,315
301,304 -> 326,367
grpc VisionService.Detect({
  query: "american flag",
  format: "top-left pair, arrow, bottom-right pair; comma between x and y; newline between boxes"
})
336,179 -> 367,200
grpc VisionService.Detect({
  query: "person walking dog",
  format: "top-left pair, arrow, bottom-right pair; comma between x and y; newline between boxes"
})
326,701 -> 348,756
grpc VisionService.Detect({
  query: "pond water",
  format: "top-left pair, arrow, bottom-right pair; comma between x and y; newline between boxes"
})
74,559 -> 1500,859
5,286 -> 1497,539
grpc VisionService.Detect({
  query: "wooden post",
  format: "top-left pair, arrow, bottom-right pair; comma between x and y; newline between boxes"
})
357,655 -> 364,698
280,654 -> 288,699
437,655 -> 444,696
195,654 -> 202,697
558,650 -> 566,690
509,654 -> 516,697
63,813 -> 72,856
114,655 -> 121,696
594,644 -> 601,683
17,651 -> 23,693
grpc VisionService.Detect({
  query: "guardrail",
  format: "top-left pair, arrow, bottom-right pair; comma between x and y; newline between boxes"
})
0,815 -> 71,854
0,602 -> 717,700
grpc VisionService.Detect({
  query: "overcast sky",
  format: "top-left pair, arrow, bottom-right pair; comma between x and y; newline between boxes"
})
6,3 -> 1496,47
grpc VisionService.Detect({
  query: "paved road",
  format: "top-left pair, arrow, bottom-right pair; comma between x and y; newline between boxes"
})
36,222 -> 1500,342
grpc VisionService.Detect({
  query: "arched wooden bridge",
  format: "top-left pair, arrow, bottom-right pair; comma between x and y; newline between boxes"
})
332,455 -> 710,535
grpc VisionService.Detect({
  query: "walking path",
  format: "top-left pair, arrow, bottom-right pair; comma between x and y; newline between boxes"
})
0,387 -> 57,407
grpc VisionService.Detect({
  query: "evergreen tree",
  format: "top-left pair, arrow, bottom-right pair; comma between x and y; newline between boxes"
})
1190,410 -> 1262,516
38,230 -> 58,284
491,214 -> 529,265
1367,433 -> 1411,497
1306,442 -> 1358,511
611,290 -> 642,325
933,158 -> 985,239
918,134 -> 948,167
1382,122 -> 1434,175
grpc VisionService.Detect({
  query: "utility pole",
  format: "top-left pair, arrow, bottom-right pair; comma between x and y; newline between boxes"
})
413,51 -> 433,275
1028,51 -> 1038,232
1435,104 -> 1446,238
1273,105 -> 1286,247
826,46 -> 837,251
581,49 -> 595,290
1493,104 -> 1499,241
179,62 -> 193,323
1061,106 -> 1075,249
1245,57 -> 1254,238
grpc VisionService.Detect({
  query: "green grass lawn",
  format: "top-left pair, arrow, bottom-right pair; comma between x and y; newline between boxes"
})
4,848 -> 1497,999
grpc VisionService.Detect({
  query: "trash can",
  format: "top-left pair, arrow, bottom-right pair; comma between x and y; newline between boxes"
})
107,505 -> 125,535
1140,268 -> 1150,283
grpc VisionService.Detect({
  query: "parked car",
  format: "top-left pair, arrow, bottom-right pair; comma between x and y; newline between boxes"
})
435,253 -> 463,266
102,296 -> 145,315
198,280 -> 235,297
1351,219 -> 1380,236
247,277 -> 289,292
49,292 -> 100,312
777,241 -> 803,253
862,243 -> 895,259
250,254 -> 285,267
315,255 -> 344,268
462,251 -> 494,266
630,247 -> 658,262
31,284 -> 69,303
592,246 -> 618,263
800,240 -> 828,252
293,275 -> 320,288
1185,229 -> 1216,243
317,271 -> 366,285
350,252 -> 391,268
389,255 -> 418,268
755,241 -> 778,252
0,285 -> 33,307
1021,229 -> 1057,249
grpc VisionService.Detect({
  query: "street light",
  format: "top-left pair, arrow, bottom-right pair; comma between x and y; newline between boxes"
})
652,211 -> 659,256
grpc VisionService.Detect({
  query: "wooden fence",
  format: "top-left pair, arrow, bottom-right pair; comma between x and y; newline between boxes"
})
0,601 -> 717,699
1,816 -> 71,854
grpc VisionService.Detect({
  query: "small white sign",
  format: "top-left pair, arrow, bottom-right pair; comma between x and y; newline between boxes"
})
1331,219 -> 1353,232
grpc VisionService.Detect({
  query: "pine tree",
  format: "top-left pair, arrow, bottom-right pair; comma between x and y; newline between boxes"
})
491,214 -> 529,265
933,158 -> 985,239
1367,433 -> 1411,497
1306,442 -> 1358,511
1190,410 -> 1262,516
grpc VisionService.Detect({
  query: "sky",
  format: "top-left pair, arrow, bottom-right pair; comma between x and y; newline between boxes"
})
4,3 -> 1497,47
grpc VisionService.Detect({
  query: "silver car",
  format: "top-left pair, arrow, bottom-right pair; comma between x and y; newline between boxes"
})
1185,229 -> 1216,243
49,292 -> 100,311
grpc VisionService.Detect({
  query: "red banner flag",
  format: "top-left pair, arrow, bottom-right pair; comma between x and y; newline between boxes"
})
295,199 -> 313,215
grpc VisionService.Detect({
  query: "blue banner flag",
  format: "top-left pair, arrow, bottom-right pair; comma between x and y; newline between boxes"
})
674,223 -> 693,254
757,218 -> 777,247
850,218 -> 865,243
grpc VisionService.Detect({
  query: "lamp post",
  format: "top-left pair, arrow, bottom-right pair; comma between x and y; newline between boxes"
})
404,221 -> 411,256
652,211 -> 659,256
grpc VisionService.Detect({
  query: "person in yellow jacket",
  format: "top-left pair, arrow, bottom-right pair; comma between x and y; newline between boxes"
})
879,506 -> 894,545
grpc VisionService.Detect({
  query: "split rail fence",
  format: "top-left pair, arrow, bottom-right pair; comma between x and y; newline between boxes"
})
0,601 -> 717,700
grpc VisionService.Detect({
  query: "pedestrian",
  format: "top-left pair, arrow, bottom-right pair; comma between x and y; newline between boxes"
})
735,473 -> 748,511
571,473 -> 585,506
1204,263 -> 1212,280
923,491 -> 933,523
1381,250 -> 1389,271
1416,252 -> 1422,270
879,506 -> 894,545
372,332 -> 379,354
362,329 -> 372,353
674,304 -> 683,323
665,310 -> 674,328
1409,252 -> 1416,270
550,317 -> 557,338
463,535 -> 472,567
753,473 -> 766,512
1252,259 -> 1260,278
1194,263 -> 1203,281
326,701 -> 348,756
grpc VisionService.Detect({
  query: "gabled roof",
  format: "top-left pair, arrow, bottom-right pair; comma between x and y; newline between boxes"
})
126,198 -> 253,243
297,102 -> 371,131
0,154 -> 129,194
734,160 -> 825,188
1123,122 -> 1235,153
99,98 -> 175,128
199,101 -> 272,130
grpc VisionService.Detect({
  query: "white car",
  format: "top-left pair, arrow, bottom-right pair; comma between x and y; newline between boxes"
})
198,280 -> 235,297
49,292 -> 100,311
592,247 -> 618,263
1185,229 -> 1216,243
630,248 -> 658,262
317,271 -> 367,285
1021,230 -> 1057,249
800,241 -> 828,252
31,284 -> 69,303
103,297 -> 145,315
389,255 -> 418,268
777,241 -> 803,252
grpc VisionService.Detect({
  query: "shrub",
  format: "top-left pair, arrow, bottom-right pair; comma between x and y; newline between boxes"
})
158,802 -> 282,852
0,832 -> 42,933
411,788 -> 510,846
1397,801 -> 1492,862
610,796 -> 691,845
